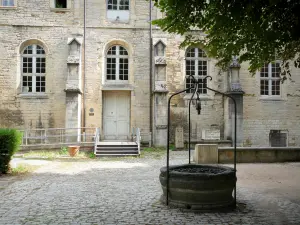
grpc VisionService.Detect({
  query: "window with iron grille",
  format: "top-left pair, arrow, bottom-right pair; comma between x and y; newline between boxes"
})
260,62 -> 281,96
1,0 -> 14,6
107,0 -> 129,10
185,48 -> 208,94
269,130 -> 287,147
106,45 -> 129,82
55,0 -> 67,8
22,45 -> 46,93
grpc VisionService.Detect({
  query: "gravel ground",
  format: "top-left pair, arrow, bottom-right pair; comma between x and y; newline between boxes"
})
0,151 -> 300,225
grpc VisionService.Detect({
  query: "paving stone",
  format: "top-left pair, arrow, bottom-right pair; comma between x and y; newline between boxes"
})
0,152 -> 299,224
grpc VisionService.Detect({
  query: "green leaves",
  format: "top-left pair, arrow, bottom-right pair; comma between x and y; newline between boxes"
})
152,0 -> 300,76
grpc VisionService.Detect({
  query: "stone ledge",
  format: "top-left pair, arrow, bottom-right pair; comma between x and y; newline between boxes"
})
218,147 -> 300,163
0,6 -> 17,10
17,94 -> 48,99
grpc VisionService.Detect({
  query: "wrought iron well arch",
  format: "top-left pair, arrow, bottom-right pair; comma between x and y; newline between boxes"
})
166,75 -> 237,208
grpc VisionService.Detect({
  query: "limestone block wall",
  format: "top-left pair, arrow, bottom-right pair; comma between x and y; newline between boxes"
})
84,28 -> 151,140
0,24 -> 72,129
241,63 -> 300,146
153,31 -> 225,143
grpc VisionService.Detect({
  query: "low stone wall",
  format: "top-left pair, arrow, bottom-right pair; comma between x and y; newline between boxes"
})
218,147 -> 300,163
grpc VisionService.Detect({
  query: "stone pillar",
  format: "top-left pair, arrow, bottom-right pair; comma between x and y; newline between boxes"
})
153,39 -> 168,146
224,57 -> 244,146
65,38 -> 82,142
175,126 -> 184,150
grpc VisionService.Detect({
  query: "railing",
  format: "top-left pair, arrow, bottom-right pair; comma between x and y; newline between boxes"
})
19,127 -> 98,146
136,128 -> 141,155
94,127 -> 100,154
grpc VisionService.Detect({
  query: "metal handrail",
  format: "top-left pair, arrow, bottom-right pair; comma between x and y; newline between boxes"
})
136,128 -> 141,155
94,128 -> 100,154
19,127 -> 98,146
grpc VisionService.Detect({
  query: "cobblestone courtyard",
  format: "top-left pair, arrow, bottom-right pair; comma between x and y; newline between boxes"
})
0,151 -> 300,225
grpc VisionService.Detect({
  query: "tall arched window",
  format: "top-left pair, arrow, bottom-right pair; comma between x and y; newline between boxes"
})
106,45 -> 129,82
22,44 -> 46,93
185,47 -> 208,94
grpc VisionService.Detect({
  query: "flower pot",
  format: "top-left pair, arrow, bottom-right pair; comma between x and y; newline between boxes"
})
68,146 -> 80,157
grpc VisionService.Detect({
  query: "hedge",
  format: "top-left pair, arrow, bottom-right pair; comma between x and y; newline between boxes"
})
0,129 -> 22,174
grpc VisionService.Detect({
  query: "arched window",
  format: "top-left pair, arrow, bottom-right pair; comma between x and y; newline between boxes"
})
106,45 -> 129,81
185,47 -> 208,94
22,44 -> 46,93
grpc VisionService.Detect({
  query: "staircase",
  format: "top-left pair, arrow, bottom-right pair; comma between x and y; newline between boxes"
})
93,128 -> 141,156
94,142 -> 139,156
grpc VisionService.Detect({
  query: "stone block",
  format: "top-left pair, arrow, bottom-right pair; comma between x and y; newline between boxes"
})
175,126 -> 184,149
194,144 -> 218,164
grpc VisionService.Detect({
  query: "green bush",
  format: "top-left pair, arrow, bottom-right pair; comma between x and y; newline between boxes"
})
0,129 -> 23,174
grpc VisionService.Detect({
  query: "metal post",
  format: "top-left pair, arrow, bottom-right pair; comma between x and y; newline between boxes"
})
188,83 -> 198,164
167,88 -> 190,205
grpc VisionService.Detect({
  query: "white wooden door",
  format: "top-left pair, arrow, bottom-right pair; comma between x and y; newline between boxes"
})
103,91 -> 130,140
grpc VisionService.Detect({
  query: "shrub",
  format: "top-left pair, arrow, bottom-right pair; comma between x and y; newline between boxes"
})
0,129 -> 23,174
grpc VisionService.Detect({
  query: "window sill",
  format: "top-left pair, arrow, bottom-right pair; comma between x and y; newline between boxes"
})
0,6 -> 17,9
50,8 -> 71,12
259,96 -> 285,101
17,93 -> 48,99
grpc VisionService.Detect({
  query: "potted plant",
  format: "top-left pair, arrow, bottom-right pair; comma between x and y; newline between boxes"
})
68,145 -> 80,157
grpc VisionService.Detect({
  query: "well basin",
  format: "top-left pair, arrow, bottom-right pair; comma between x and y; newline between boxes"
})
159,164 -> 236,210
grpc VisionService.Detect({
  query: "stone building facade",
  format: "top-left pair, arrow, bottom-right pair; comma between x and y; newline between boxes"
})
0,0 -> 299,147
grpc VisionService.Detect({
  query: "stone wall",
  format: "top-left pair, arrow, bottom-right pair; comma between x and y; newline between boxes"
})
0,0 -> 300,147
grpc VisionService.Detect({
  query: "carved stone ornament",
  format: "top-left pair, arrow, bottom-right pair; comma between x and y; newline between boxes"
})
229,56 -> 241,68
155,56 -> 167,65
154,81 -> 168,92
67,55 -> 80,64
230,82 -> 243,92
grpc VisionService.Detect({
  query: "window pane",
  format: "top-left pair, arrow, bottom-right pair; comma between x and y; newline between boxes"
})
36,45 -> 45,55
108,0 -> 118,10
119,46 -> 128,55
119,58 -> 128,80
260,64 -> 269,77
186,48 -> 196,58
106,58 -> 116,80
2,0 -> 14,6
22,57 -> 33,73
198,49 -> 207,58
198,78 -> 207,94
22,76 -> 32,92
36,57 -> 46,73
55,0 -> 67,8
271,63 -> 280,78
23,45 -> 33,55
186,60 -> 195,76
272,80 -> 280,95
198,60 -> 207,76
119,0 -> 129,10
260,80 -> 269,95
107,46 -> 117,55
36,76 -> 45,93
185,77 -> 194,94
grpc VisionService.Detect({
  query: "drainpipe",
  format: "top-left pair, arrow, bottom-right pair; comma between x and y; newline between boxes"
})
83,0 -> 87,131
149,0 -> 153,147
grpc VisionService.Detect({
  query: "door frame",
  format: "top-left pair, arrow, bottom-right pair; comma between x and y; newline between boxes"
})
102,90 -> 131,141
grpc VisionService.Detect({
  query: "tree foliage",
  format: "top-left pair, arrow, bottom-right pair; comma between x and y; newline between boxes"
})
152,0 -> 300,78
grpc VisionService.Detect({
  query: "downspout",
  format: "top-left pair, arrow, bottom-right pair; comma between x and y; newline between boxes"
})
149,0 -> 153,147
83,0 -> 87,131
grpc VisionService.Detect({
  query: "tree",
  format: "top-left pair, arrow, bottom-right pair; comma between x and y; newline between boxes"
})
152,0 -> 300,79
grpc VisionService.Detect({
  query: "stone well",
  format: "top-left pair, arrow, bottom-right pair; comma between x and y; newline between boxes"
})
159,164 -> 236,210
